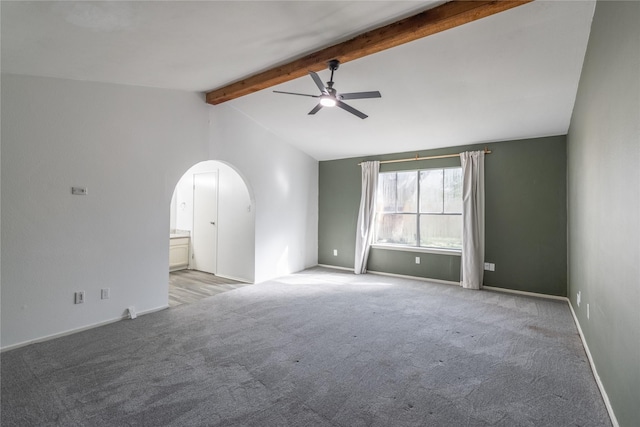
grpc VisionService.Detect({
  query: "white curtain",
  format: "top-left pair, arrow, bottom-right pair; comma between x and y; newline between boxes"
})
460,151 -> 485,289
354,161 -> 380,274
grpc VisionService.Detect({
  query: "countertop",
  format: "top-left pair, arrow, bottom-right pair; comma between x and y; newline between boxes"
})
170,233 -> 190,239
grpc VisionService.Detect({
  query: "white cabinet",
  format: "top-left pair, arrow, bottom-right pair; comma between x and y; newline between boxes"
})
169,236 -> 190,271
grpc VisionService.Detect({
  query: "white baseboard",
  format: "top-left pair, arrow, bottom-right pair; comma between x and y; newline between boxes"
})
483,285 -> 568,301
316,264 -> 459,287
367,269 -> 460,287
1,305 -> 169,353
214,273 -> 253,284
316,264 -> 354,272
567,302 -> 619,427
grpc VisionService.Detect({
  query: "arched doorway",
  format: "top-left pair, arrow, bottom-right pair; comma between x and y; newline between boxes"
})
169,160 -> 255,291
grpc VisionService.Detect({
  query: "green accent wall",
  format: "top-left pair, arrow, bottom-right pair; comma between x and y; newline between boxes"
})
367,250 -> 461,282
319,135 -> 567,296
567,1 -> 640,425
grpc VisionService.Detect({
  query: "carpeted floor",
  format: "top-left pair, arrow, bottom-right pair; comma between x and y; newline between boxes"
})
1,267 -> 611,426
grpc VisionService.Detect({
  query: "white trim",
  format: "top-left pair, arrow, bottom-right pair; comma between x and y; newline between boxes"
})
317,264 -> 459,286
371,244 -> 462,256
1,305 -> 169,353
483,285 -> 568,301
567,302 -> 620,427
368,270 -> 460,286
317,264 -> 354,272
214,273 -> 253,284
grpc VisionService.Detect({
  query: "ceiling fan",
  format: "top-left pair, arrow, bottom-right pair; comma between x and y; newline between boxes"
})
273,59 -> 381,119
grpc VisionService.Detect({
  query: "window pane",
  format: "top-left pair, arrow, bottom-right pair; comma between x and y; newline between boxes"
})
419,169 -> 443,213
377,173 -> 397,213
419,214 -> 462,249
375,214 -> 417,245
396,171 -> 417,213
444,168 -> 462,213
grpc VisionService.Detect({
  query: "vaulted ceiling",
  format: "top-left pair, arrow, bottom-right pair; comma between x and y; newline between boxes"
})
1,1 -> 596,160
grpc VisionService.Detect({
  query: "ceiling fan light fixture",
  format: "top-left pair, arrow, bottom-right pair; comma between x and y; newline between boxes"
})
320,96 -> 337,107
274,60 -> 380,119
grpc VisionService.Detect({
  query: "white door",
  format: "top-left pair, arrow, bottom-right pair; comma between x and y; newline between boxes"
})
192,171 -> 218,274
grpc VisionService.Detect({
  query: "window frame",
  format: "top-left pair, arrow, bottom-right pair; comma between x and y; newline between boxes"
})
373,166 -> 463,255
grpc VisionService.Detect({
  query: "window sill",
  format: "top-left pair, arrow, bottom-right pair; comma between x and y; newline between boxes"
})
370,244 -> 462,256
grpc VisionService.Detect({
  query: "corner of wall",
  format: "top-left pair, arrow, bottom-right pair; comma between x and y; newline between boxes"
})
208,104 -> 319,283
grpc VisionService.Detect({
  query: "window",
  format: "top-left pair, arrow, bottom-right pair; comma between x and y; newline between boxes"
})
374,167 -> 462,250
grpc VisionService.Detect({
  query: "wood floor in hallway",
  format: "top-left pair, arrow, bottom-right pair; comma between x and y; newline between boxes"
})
169,269 -> 250,307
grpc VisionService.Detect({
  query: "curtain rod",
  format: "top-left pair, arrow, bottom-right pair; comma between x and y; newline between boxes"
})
358,147 -> 491,166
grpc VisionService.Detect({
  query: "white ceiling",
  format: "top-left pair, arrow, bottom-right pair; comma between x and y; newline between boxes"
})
1,1 -> 595,160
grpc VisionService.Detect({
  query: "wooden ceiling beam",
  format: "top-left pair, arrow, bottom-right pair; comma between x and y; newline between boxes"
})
205,0 -> 533,105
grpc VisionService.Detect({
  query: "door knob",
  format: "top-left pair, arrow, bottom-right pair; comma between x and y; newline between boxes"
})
210,221 -> 216,225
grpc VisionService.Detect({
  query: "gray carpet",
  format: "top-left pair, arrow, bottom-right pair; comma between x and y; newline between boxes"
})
1,267 -> 611,426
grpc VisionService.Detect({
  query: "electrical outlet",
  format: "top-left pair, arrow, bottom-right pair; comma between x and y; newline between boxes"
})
577,291 -> 581,307
484,262 -> 495,271
101,288 -> 110,300
333,249 -> 338,256
415,256 -> 420,264
74,291 -> 85,304
587,303 -> 590,320
71,187 -> 87,195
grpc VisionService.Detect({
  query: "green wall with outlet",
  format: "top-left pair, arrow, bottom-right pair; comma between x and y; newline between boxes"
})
318,135 -> 567,296
566,1 -> 639,425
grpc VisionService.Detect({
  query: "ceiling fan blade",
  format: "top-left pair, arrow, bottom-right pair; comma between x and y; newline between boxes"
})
340,91 -> 382,100
309,71 -> 328,94
336,100 -> 368,119
308,104 -> 323,115
273,90 -> 318,98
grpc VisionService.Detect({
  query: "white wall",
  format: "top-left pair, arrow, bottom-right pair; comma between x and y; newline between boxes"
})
1,74 -> 320,349
171,160 -> 255,282
1,74 -> 210,349
209,105 -> 318,283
